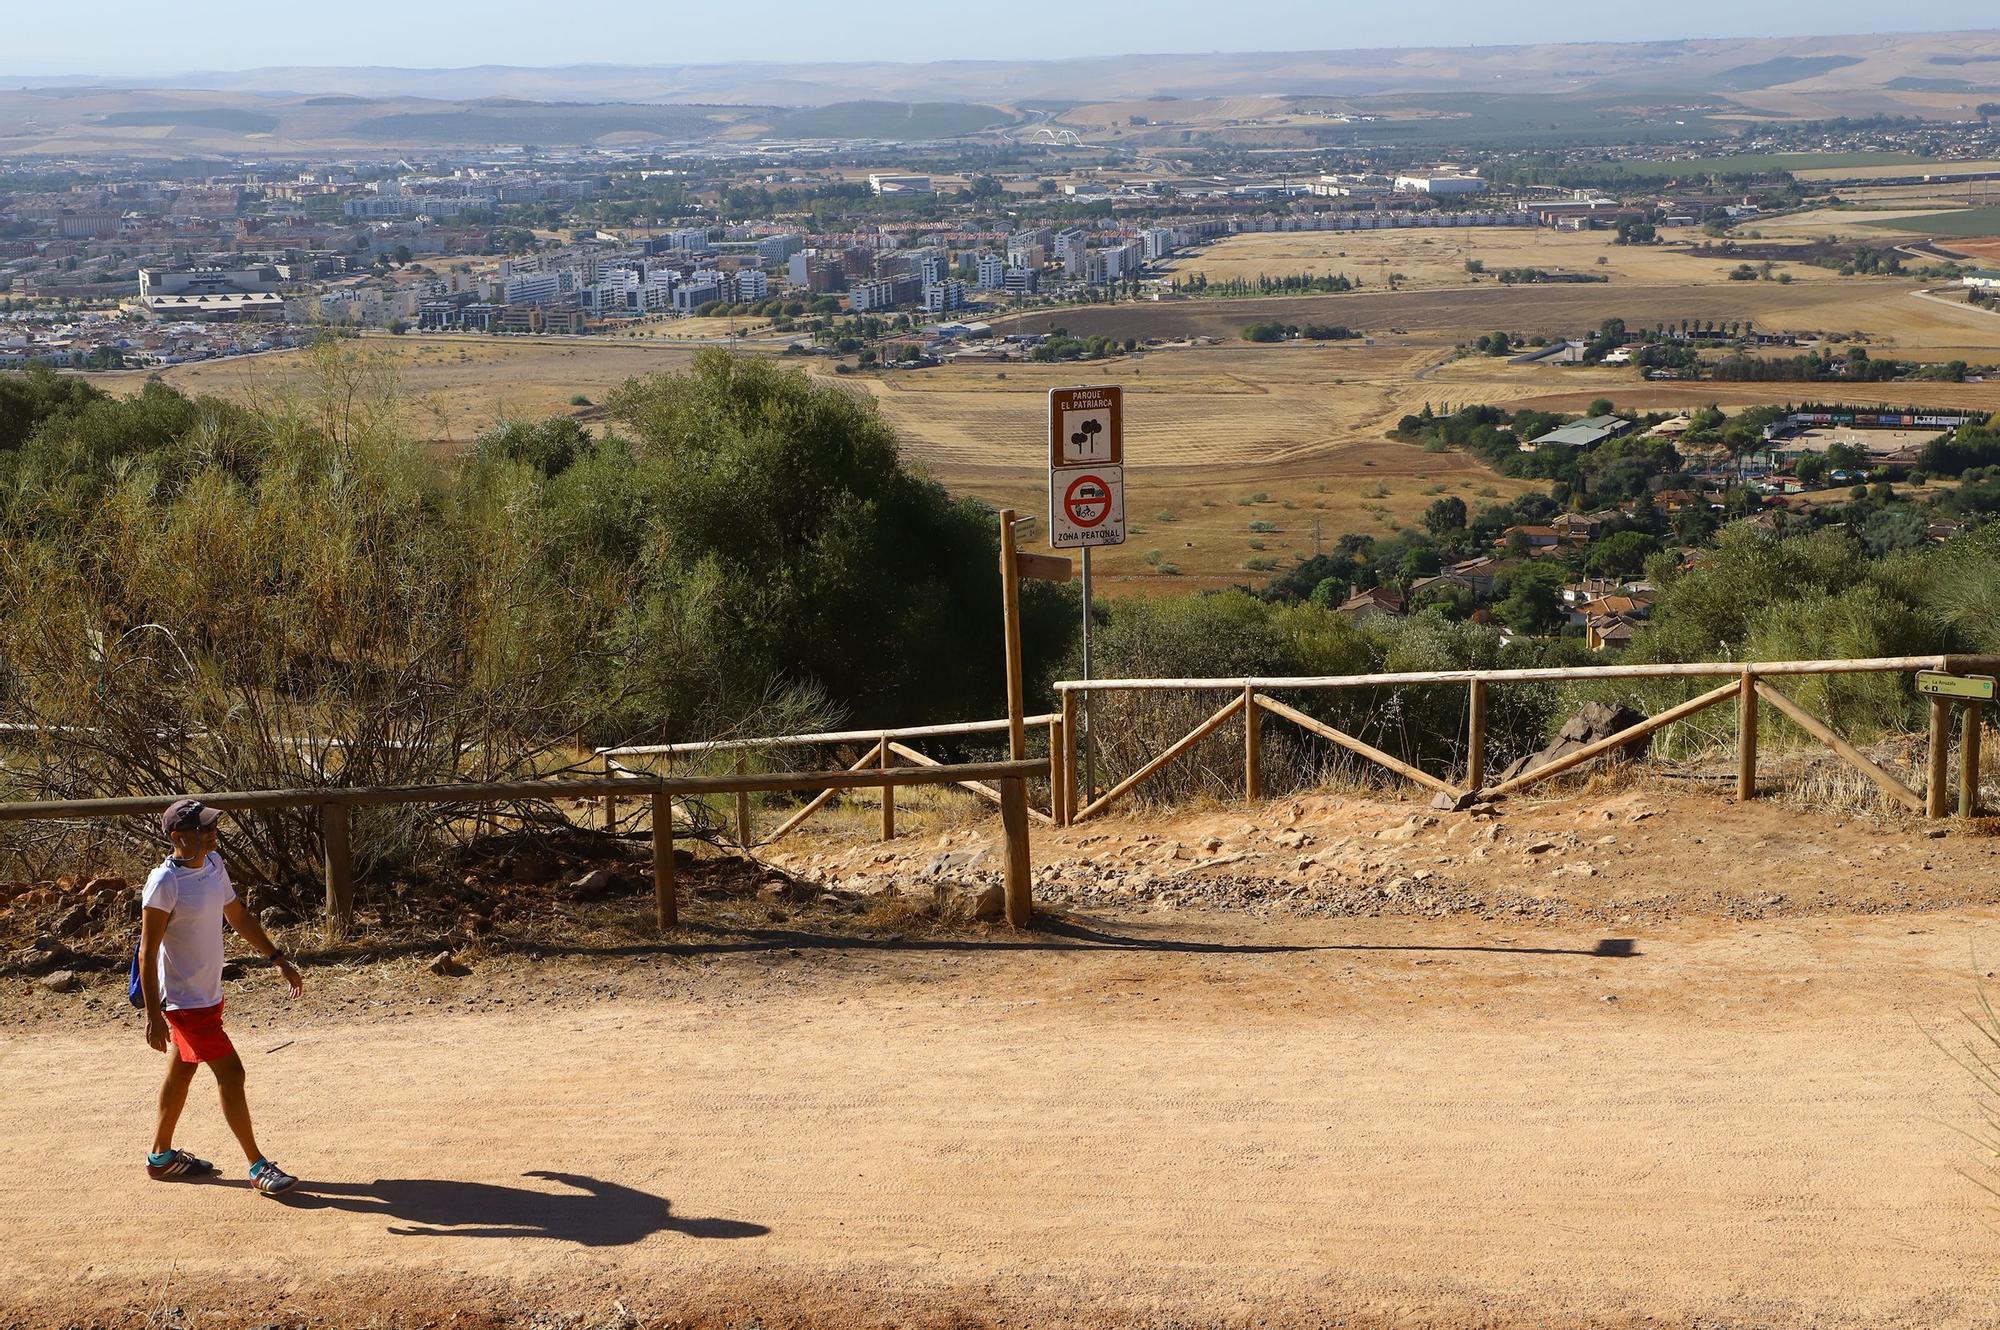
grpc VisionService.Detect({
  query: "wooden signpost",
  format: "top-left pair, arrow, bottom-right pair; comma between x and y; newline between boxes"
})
1917,673 -> 1991,817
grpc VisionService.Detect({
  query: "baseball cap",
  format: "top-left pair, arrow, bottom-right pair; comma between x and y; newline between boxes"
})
160,798 -> 222,838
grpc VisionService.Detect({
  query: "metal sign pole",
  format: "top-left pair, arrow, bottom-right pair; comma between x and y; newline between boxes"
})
1048,383 -> 1123,809
1081,545 -> 1094,805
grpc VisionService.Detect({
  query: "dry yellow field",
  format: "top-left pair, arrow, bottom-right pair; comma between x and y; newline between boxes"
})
1793,159 -> 2000,183
1748,207 -> 1968,241
844,346 -> 1541,590
1163,227 -> 1845,292
105,336 -> 698,447
613,316 -> 786,341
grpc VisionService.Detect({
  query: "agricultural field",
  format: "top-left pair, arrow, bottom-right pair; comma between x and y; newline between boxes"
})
1791,157 -> 2000,182
847,346 -> 1542,589
1863,205 -> 2000,238
1162,226 -> 1847,291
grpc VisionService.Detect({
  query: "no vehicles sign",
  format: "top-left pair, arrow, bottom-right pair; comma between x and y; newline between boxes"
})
1052,468 -> 1125,548
1049,386 -> 1126,548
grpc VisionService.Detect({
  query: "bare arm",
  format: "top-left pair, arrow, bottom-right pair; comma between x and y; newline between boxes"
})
223,898 -> 303,997
140,906 -> 171,1051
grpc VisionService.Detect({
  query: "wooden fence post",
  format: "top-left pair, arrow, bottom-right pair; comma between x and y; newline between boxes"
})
1243,684 -> 1262,802
1737,668 -> 1758,803
1929,696 -> 1953,819
733,753 -> 751,848
878,735 -> 895,841
652,789 -> 676,930
321,801 -> 352,944
999,509 -> 1026,763
1466,678 -> 1487,793
601,753 -> 617,833
1060,689 -> 1079,826
1963,701 -> 1984,819
1048,715 -> 1066,827
1000,775 -> 1032,928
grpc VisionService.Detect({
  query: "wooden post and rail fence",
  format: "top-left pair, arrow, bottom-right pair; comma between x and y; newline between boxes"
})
0,758 -> 1046,944
593,713 -> 1063,848
1,653 -> 1991,948
1047,654 -> 1999,826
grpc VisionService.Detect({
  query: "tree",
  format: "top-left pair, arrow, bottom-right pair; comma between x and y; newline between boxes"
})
1587,398 -> 1616,419
1423,495 -> 1468,535
1494,564 -> 1567,635
1308,576 -> 1348,609
1584,530 -> 1659,577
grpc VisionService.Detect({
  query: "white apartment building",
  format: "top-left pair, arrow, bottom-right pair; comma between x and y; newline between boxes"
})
672,273 -> 726,314
734,269 -> 769,300
974,252 -> 1008,290
1053,228 -> 1089,275
503,272 -> 564,306
922,279 -> 968,313
848,278 -> 900,313
756,233 -> 804,265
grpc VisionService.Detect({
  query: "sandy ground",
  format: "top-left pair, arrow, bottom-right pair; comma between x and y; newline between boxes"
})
10,787 -> 2000,1328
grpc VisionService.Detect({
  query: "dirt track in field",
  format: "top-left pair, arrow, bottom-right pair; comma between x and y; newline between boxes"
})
10,818 -> 2000,1329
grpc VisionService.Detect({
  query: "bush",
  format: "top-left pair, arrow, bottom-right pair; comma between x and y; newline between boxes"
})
0,347 -> 1080,891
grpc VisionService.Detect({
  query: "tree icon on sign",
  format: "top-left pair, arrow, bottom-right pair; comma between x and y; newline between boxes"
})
1070,417 -> 1103,453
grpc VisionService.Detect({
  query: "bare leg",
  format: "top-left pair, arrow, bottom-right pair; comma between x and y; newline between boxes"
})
152,1057 -> 198,1155
208,1053 -> 265,1166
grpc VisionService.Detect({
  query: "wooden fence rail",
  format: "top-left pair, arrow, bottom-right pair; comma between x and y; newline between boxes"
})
596,713 -> 1062,846
1051,656 -> 2000,824
0,758 -> 1049,941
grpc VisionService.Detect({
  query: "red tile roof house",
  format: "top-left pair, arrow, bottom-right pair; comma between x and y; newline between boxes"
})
1337,586 -> 1406,622
1586,614 -> 1639,651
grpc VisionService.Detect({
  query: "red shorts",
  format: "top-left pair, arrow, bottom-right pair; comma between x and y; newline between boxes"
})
163,1001 -> 235,1064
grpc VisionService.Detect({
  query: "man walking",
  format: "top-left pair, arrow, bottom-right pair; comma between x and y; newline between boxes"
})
140,797 -> 304,1196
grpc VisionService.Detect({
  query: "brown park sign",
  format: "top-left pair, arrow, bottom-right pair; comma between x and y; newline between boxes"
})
1049,386 -> 1123,469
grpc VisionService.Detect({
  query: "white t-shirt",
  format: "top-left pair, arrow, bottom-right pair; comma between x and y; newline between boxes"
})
140,852 -> 237,1011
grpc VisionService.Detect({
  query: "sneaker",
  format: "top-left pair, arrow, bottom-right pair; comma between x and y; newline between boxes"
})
146,1149 -> 217,1181
250,1159 -> 299,1196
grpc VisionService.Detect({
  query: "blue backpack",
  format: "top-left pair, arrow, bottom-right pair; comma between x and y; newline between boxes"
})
127,935 -> 144,1009
129,857 -> 172,1009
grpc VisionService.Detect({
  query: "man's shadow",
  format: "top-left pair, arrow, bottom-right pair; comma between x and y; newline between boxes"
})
278,1170 -> 767,1246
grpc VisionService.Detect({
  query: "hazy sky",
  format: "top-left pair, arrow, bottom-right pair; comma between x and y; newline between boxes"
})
5,0 -> 1996,75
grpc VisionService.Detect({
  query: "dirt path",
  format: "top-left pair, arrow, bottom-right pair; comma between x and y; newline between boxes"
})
7,900 -> 2000,1329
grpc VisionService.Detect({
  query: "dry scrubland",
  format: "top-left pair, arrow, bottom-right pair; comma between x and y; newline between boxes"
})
109,337 -> 698,447
105,223 -> 2000,589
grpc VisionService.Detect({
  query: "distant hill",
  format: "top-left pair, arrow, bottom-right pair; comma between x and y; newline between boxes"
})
2,28 -> 1997,157
23,29 -> 1991,108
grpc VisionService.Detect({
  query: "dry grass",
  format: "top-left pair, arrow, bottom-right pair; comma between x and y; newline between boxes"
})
1165,227 -> 1848,291
99,336 -> 700,449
